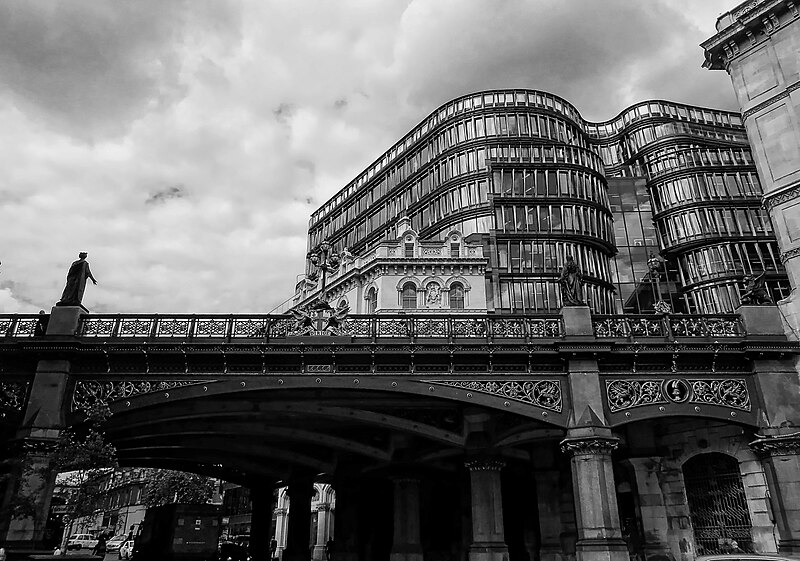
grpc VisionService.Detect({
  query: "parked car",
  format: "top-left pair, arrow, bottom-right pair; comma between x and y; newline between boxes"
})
218,541 -> 249,561
106,535 -> 128,553
119,539 -> 134,560
67,534 -> 99,551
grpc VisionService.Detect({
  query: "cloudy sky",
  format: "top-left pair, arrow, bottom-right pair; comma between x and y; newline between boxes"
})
0,0 -> 740,314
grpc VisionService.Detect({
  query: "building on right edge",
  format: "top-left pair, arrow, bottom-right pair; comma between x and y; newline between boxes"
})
703,0 -> 800,337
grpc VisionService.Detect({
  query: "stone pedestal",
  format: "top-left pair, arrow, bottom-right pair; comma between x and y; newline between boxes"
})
283,479 -> 315,561
466,458 -> 509,561
250,484 -> 276,561
561,306 -> 594,337
751,429 -> 800,554
736,305 -> 786,336
46,306 -> 85,336
561,429 -> 628,561
389,478 -> 423,561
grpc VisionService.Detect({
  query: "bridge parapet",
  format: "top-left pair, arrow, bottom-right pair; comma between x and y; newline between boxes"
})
0,312 -> 752,342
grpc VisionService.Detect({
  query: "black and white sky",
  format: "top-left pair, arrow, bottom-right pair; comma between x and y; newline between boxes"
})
0,0 -> 739,313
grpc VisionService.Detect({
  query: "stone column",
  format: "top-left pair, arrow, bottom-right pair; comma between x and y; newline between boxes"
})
751,429 -> 800,554
0,307 -> 80,546
332,483 -> 358,561
560,430 -> 628,561
283,479 -> 315,561
465,458 -> 508,561
390,478 -> 423,561
536,470 -> 565,561
624,458 -> 673,561
313,504 -> 331,561
251,484 -> 276,561
274,507 -> 288,558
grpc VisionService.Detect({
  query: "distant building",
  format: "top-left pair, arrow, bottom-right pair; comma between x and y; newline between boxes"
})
298,90 -> 788,315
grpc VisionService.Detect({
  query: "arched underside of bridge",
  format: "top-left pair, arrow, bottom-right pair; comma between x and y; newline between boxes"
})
89,383 -> 566,486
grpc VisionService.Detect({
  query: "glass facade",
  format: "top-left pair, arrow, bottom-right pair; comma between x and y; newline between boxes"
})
306,90 -> 789,314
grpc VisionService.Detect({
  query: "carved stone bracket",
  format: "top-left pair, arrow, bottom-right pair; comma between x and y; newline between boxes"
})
72,379 -> 207,412
464,458 -> 506,471
750,431 -> 800,456
560,435 -> 620,456
424,379 -> 562,412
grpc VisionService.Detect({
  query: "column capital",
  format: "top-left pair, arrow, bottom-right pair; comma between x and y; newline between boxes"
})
750,431 -> 800,456
465,458 -> 506,471
316,503 -> 331,512
560,435 -> 619,457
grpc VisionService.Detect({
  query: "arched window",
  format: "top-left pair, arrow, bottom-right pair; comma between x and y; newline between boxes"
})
402,283 -> 417,309
366,288 -> 377,314
450,283 -> 465,309
682,453 -> 753,554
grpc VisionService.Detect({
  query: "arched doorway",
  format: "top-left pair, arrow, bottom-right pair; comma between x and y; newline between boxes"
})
683,453 -> 753,555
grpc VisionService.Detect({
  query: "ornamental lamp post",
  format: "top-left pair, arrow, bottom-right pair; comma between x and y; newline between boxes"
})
306,240 -> 341,305
647,253 -> 671,314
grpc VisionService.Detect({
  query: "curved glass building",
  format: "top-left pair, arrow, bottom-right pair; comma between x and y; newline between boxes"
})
306,90 -> 789,314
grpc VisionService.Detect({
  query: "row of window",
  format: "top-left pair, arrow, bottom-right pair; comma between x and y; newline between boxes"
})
491,168 -> 609,206
310,143 -> 602,250
312,93 -> 743,223
677,241 -> 784,286
399,282 -> 465,309
658,206 -> 773,248
494,203 -> 614,244
496,240 -> 611,280
651,172 -> 762,213
685,279 -> 790,314
596,121 -> 749,166
497,280 -> 614,313
633,144 -> 754,179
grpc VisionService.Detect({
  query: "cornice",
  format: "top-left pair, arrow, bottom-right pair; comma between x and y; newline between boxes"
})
763,183 -> 800,211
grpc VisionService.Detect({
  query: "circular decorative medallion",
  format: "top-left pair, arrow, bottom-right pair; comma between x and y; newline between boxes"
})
664,379 -> 689,403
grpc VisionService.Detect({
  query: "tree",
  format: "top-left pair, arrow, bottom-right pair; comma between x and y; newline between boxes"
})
143,469 -> 216,507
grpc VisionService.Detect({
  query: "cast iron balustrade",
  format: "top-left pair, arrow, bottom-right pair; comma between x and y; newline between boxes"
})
593,314 -> 744,340
0,312 -> 751,342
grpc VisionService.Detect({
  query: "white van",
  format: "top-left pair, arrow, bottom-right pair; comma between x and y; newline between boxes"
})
67,534 -> 98,550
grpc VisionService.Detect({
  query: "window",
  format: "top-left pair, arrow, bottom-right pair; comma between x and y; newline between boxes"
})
402,283 -> 417,309
404,243 -> 414,258
449,283 -> 465,309
450,243 -> 460,257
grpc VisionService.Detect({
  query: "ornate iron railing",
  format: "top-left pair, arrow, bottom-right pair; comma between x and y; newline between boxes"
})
593,314 -> 744,339
0,314 -> 45,338
0,312 -> 750,341
65,314 -> 563,341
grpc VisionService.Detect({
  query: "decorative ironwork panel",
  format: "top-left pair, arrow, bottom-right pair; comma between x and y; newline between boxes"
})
705,318 -> 742,337
527,318 -> 562,337
194,318 -> 229,337
377,319 -> 410,337
340,318 -> 371,337
416,318 -> 447,337
426,379 -> 562,412
490,319 -> 525,338
689,379 -> 750,411
683,453 -> 754,554
451,318 -> 487,337
155,319 -> 191,337
0,382 -> 29,412
118,318 -> 155,337
268,318 -> 294,337
81,318 -> 116,337
606,379 -> 667,412
594,317 -> 631,338
605,377 -> 751,413
72,380 -> 205,411
232,319 -> 269,338
630,317 -> 664,336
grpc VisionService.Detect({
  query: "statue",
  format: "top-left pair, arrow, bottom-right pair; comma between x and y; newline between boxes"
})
56,252 -> 97,307
325,300 -> 350,334
741,271 -> 772,305
289,305 -> 315,335
558,255 -> 584,306
425,283 -> 441,305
